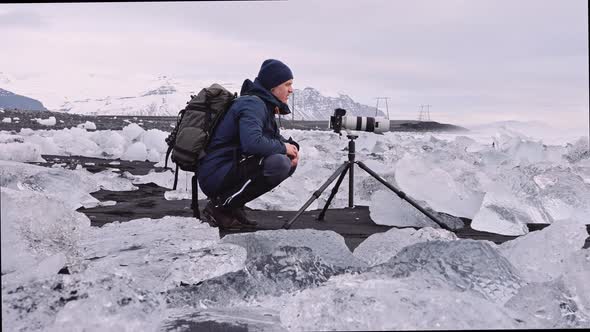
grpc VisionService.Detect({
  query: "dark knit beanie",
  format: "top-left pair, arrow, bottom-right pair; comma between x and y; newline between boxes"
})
256,59 -> 293,90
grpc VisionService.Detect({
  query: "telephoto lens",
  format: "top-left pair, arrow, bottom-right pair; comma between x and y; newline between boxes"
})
341,116 -> 389,134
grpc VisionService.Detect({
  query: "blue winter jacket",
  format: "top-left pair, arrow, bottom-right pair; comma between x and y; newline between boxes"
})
197,78 -> 291,196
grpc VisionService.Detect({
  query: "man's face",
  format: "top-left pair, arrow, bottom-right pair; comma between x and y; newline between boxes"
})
271,79 -> 294,104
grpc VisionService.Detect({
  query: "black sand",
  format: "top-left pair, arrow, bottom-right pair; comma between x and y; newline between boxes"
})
26,154 -> 590,251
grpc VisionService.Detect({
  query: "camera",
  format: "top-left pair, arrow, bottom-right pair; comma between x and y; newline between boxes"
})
329,108 -> 389,134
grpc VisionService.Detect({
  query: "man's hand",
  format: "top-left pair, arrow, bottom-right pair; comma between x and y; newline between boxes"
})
285,143 -> 298,159
285,143 -> 299,167
290,153 -> 299,167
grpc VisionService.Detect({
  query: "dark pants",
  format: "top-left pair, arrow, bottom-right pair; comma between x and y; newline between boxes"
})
210,154 -> 296,209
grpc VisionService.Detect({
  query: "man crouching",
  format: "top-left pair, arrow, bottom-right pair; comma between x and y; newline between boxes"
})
197,59 -> 300,229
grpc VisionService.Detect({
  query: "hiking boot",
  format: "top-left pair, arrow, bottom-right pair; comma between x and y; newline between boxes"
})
232,207 -> 258,227
202,201 -> 247,230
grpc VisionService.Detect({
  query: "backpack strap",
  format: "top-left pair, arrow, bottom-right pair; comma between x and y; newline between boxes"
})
164,108 -> 185,170
172,164 -> 179,190
191,173 -> 200,219
164,145 -> 173,169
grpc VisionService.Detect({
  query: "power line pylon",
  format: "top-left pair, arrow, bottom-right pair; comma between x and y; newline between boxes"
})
418,104 -> 431,121
291,90 -> 306,121
290,90 -> 295,121
375,97 -> 390,119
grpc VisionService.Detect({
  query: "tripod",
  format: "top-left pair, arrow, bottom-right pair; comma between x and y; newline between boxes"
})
282,134 -> 452,231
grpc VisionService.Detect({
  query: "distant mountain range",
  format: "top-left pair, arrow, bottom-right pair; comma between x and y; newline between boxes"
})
0,88 -> 47,111
0,75 -> 385,120
290,87 -> 384,120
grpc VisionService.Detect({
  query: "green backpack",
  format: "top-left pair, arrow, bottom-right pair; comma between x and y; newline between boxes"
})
164,83 -> 237,217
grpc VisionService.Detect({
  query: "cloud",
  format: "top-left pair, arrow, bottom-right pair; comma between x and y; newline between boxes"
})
0,7 -> 48,28
1,1 -> 587,129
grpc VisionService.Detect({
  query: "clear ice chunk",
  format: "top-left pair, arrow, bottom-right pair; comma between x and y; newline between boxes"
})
165,246 -> 348,309
78,216 -> 231,292
499,215 -> 588,283
371,239 -> 526,304
279,274 -> 533,331
2,274 -> 165,332
505,278 -> 590,328
1,187 -> 90,280
471,190 -> 536,235
394,155 -> 485,219
353,227 -> 457,267
221,229 -> 367,269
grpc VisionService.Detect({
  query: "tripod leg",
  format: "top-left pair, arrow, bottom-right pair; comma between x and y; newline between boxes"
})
318,162 -> 350,221
282,162 -> 349,229
349,157 -> 354,207
355,161 -> 453,232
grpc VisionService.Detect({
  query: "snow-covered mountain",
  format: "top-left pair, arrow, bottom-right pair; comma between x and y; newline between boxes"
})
289,87 -> 385,120
0,88 -> 47,111
1,73 -> 384,119
58,81 -> 190,117
53,75 -> 220,117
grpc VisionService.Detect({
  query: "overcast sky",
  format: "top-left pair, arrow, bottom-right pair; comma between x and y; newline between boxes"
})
1,0 -> 588,129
